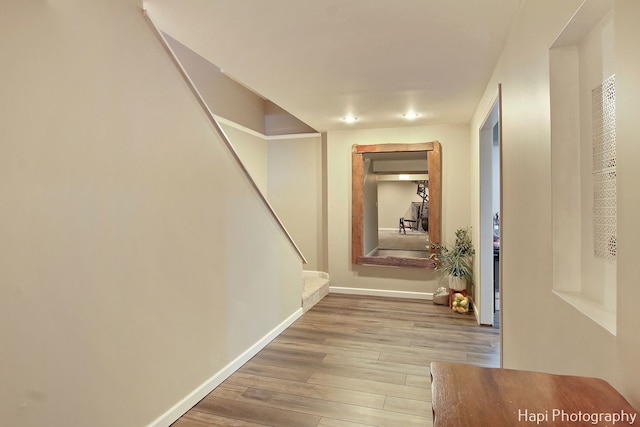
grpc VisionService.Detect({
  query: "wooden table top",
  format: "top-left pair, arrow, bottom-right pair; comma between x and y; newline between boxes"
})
430,361 -> 639,426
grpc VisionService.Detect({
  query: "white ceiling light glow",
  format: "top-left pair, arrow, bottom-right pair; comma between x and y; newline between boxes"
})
403,112 -> 420,120
342,115 -> 358,123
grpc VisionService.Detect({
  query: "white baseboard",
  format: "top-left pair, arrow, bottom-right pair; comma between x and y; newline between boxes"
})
148,307 -> 303,427
329,286 -> 433,300
302,270 -> 329,280
473,302 -> 481,324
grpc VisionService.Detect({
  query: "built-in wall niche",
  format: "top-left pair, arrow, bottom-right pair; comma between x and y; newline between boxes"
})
550,0 -> 616,334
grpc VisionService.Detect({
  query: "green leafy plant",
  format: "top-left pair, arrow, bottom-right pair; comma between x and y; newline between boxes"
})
429,227 -> 475,282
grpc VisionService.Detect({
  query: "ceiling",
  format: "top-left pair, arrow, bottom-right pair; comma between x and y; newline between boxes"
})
143,0 -> 523,132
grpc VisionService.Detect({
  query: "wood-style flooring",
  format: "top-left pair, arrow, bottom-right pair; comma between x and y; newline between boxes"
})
172,294 -> 500,427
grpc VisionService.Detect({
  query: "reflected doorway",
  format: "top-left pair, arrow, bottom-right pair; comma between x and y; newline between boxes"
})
376,173 -> 430,258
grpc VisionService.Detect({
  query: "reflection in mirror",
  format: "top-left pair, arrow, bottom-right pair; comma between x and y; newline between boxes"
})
352,142 -> 441,268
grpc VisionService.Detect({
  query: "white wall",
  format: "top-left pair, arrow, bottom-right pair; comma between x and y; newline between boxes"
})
327,125 -> 470,294
492,140 -> 500,216
0,1 -> 303,426
470,0 -> 640,408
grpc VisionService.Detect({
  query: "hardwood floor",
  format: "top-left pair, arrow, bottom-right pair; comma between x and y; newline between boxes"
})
172,294 -> 500,427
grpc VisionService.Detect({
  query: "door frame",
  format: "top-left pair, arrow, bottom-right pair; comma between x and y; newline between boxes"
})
478,85 -> 502,326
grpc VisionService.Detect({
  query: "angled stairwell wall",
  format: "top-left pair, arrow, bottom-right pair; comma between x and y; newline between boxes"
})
0,2 -> 306,426
159,27 -> 326,275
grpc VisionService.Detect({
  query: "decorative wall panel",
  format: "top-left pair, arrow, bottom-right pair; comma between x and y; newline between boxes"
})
592,75 -> 617,261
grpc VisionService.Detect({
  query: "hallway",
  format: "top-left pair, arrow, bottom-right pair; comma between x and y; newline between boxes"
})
173,294 -> 499,426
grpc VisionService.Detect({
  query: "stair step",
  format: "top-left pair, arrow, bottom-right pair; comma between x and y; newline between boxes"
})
302,275 -> 330,312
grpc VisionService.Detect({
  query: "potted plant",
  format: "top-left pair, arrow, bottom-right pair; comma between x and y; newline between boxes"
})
429,227 -> 475,292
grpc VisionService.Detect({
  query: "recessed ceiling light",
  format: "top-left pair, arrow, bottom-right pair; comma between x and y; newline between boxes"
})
342,115 -> 358,123
403,112 -> 420,120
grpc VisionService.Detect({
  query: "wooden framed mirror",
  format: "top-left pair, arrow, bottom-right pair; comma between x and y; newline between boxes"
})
352,142 -> 441,268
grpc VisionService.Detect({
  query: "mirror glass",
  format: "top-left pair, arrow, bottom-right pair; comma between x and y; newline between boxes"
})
352,142 -> 441,268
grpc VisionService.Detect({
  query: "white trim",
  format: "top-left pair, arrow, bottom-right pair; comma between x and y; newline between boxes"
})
473,301 -> 481,324
329,286 -> 433,300
303,270 -> 329,280
213,115 -> 321,141
213,115 -> 265,139
147,308 -> 303,427
478,86 -> 501,327
553,291 -> 616,335
266,132 -> 321,141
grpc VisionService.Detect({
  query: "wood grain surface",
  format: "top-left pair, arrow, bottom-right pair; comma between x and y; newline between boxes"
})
173,294 -> 499,427
430,361 -> 639,427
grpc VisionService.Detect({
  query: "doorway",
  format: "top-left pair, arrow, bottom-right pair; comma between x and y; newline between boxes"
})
479,87 -> 501,326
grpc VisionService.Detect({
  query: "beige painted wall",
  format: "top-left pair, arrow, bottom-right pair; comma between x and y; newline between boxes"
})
0,1 -> 303,426
613,0 -> 640,407
218,123 -> 269,195
576,11 -> 617,309
326,125 -> 470,293
470,0 -> 640,408
268,135 -> 325,271
192,120 -> 324,272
